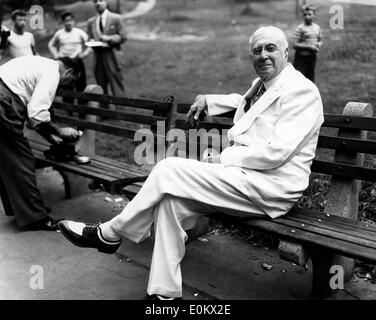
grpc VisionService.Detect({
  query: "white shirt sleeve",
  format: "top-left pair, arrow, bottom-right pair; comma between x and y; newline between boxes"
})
78,28 -> 89,43
27,65 -> 60,123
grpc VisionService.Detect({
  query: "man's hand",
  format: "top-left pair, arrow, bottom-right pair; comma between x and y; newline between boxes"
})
49,134 -> 63,145
186,95 -> 207,128
100,35 -> 111,43
59,127 -> 80,141
311,43 -> 320,53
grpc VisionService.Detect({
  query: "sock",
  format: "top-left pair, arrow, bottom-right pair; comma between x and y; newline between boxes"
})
98,222 -> 121,243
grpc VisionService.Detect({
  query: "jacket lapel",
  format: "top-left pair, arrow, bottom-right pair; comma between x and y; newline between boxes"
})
91,18 -> 100,40
230,86 -> 283,137
229,64 -> 296,138
233,79 -> 261,123
104,13 -> 113,34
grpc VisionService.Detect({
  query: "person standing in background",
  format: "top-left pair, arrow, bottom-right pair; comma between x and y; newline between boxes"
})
48,12 -> 91,95
87,0 -> 126,99
0,10 -> 37,64
293,4 -> 322,83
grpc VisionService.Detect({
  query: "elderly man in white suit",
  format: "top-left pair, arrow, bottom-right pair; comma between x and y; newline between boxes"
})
58,26 -> 324,300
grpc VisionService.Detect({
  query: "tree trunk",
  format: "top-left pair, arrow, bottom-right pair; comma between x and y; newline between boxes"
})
229,0 -> 235,19
116,0 -> 122,13
296,0 -> 308,18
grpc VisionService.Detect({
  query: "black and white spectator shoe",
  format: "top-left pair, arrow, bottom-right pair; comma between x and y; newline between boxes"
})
58,220 -> 121,254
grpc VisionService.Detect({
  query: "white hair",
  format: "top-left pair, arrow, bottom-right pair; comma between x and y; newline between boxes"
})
249,26 -> 288,50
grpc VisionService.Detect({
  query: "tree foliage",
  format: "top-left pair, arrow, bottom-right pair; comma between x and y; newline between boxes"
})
0,0 -> 80,15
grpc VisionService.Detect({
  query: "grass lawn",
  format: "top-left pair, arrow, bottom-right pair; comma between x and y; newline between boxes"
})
34,0 -> 376,224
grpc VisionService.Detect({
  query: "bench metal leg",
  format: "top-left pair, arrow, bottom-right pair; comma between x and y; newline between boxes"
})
57,170 -> 72,199
311,249 -> 335,298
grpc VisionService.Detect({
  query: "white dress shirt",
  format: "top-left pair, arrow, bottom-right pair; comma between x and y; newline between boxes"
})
96,9 -> 109,35
0,55 -> 59,123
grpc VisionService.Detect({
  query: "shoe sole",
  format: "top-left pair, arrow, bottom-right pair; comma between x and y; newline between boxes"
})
57,221 -> 119,254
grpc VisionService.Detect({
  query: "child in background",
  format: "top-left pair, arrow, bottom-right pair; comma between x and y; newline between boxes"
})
293,4 -> 322,83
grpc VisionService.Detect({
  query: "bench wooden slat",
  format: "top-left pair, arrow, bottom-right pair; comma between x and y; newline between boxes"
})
33,151 -> 119,182
60,159 -> 133,180
236,218 -> 376,264
275,216 -> 376,248
122,183 -> 143,199
284,214 -> 376,243
30,140 -> 128,179
173,119 -> 232,131
88,153 -> 151,176
54,115 -> 137,138
176,107 -> 376,131
30,140 -> 149,191
288,207 -> 375,231
56,90 -> 172,114
322,114 -> 376,131
80,159 -> 146,180
54,115 -> 167,141
53,102 -> 167,125
28,138 -> 149,176
317,135 -> 376,154
177,103 -> 236,119
114,175 -> 149,185
312,159 -> 376,181
29,140 -> 148,180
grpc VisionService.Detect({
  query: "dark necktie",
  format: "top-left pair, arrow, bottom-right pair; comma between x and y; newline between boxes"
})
244,83 -> 266,113
99,16 -> 104,33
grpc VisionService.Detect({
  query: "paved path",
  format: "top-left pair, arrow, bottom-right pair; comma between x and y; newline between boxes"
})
1,168 -> 375,300
122,0 -> 156,19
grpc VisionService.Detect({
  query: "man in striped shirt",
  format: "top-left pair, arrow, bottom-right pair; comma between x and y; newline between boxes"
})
293,4 -> 322,82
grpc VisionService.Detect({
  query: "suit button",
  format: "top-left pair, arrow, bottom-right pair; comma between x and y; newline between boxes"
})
230,140 -> 234,146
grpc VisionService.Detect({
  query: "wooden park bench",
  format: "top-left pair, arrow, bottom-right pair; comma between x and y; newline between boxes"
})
29,85 -> 173,198
124,99 -> 376,298
29,85 -> 376,298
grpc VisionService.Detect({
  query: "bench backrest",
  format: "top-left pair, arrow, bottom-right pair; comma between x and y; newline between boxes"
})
52,89 -> 376,183
53,89 -> 173,140
172,102 -> 376,183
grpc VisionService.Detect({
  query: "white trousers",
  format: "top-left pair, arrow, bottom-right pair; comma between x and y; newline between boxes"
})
107,157 -> 266,297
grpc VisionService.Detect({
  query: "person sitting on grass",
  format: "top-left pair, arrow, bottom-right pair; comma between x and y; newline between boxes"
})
57,26 -> 324,300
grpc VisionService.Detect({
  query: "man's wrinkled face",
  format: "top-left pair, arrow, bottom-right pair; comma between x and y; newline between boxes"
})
250,30 -> 288,82
14,16 -> 27,33
93,0 -> 108,14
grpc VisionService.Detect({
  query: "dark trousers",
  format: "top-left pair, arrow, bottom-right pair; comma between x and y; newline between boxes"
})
94,49 -> 125,98
63,57 -> 87,105
293,51 -> 317,83
0,83 -> 47,226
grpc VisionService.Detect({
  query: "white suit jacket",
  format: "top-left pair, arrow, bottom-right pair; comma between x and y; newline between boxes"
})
205,64 -> 324,218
